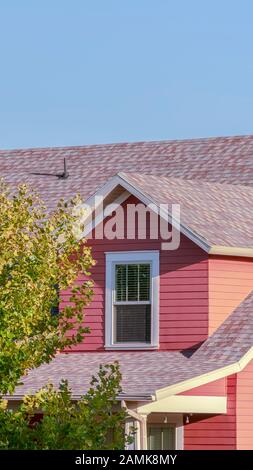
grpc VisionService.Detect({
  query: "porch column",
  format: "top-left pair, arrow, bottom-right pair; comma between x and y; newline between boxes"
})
139,414 -> 148,450
121,400 -> 149,450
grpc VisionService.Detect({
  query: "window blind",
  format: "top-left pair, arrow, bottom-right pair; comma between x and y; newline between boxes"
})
115,304 -> 151,343
114,263 -> 151,343
115,264 -> 150,302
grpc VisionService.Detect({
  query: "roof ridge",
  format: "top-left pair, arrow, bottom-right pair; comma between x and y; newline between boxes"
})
119,172 -> 253,191
1,133 -> 253,154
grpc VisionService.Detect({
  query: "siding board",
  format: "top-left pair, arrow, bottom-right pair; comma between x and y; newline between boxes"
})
236,359 -> 253,449
209,256 -> 253,335
184,375 -> 236,450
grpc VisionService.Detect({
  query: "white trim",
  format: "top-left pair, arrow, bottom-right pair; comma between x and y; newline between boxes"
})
81,190 -> 130,238
209,245 -> 253,257
137,395 -> 227,414
105,250 -> 160,255
125,419 -> 138,450
105,344 -> 159,351
176,416 -> 184,450
105,251 -> 159,349
81,176 -> 126,210
135,420 -> 141,450
153,344 -> 253,401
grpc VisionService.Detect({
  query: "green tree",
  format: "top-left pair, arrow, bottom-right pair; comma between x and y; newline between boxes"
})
0,180 -> 94,395
0,362 -> 131,450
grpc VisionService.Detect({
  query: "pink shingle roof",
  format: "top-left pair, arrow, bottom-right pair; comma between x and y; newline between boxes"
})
2,135 -> 253,398
119,172 -> 253,248
193,290 -> 253,364
10,291 -> 253,400
1,135 -> 253,249
1,135 -> 253,211
12,351 -> 188,400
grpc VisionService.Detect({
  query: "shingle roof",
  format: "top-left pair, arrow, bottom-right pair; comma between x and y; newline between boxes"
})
1,135 -> 253,249
12,351 -> 188,400
193,289 -> 253,364
2,135 -> 253,398
119,172 -> 253,248
1,135 -> 253,210
10,291 -> 253,400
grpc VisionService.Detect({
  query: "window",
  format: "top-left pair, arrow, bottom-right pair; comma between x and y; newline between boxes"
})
148,425 -> 175,450
115,264 -> 151,343
105,251 -> 159,349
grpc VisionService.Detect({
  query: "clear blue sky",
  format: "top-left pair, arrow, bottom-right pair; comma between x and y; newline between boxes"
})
1,0 -> 253,149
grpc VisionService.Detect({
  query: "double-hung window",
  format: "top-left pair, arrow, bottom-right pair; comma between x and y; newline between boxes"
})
105,251 -> 159,349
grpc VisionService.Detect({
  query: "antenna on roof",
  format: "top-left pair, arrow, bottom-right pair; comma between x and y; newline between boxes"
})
58,158 -> 69,179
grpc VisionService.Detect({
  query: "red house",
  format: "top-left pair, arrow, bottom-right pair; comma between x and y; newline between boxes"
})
2,135 -> 253,450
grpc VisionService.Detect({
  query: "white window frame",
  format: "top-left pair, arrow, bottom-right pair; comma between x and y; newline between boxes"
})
105,251 -> 159,350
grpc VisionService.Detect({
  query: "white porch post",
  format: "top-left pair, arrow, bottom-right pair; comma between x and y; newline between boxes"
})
139,414 -> 148,450
121,401 -> 149,450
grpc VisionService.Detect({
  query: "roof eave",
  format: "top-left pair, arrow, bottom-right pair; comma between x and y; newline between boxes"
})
5,393 -> 154,403
209,245 -> 253,258
155,344 -> 253,400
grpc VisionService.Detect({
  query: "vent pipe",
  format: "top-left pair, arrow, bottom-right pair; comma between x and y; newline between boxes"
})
58,158 -> 69,179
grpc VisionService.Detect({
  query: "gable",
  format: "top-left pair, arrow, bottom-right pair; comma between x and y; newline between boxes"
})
77,173 -> 253,257
61,193 -> 209,353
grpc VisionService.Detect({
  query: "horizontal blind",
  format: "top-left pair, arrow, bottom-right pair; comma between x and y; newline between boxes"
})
115,263 -> 150,302
115,304 -> 151,343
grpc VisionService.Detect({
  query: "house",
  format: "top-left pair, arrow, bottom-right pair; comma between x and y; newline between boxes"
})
1,135 -> 253,450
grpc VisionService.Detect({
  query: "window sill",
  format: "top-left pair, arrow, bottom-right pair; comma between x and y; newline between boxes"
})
105,344 -> 159,351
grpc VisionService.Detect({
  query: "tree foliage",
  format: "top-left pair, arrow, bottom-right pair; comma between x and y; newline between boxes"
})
0,180 -> 94,395
0,362 -> 132,450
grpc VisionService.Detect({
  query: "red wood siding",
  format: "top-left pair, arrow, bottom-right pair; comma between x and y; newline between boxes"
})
184,375 -> 236,449
236,359 -> 253,449
61,195 -> 208,351
209,256 -> 253,335
180,378 -> 226,397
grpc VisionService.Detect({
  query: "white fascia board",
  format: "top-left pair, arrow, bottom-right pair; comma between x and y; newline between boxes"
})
137,395 -> 227,415
209,245 -> 253,258
81,190 -> 130,238
154,345 -> 253,401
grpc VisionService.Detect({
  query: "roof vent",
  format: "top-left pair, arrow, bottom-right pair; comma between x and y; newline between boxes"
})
58,158 -> 69,179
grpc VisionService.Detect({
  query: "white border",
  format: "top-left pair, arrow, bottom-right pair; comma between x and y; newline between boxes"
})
105,250 -> 160,350
82,190 -> 130,238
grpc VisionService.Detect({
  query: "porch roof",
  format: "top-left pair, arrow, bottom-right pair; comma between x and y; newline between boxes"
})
10,290 -> 253,401
11,351 -> 188,400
